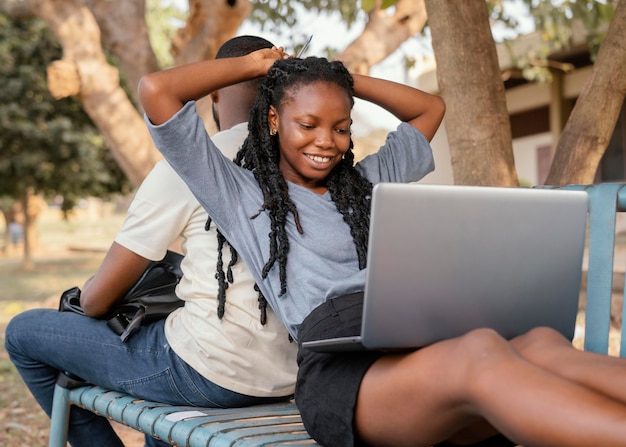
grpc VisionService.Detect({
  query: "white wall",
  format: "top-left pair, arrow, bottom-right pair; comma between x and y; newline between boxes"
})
512,132 -> 552,186
418,119 -> 454,185
418,120 -> 554,187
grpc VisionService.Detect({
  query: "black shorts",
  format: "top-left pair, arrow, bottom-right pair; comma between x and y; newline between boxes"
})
295,292 -> 384,446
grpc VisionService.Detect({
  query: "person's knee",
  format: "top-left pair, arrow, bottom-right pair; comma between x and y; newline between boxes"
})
4,309 -> 47,355
448,328 -> 533,406
453,328 -> 514,384
4,314 -> 22,357
457,328 -> 510,359
511,326 -> 573,362
520,326 -> 568,345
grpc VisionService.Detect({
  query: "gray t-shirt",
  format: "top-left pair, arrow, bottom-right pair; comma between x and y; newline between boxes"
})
148,101 -> 434,340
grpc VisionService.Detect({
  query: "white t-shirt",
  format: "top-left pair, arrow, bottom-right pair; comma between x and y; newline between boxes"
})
115,123 -> 297,397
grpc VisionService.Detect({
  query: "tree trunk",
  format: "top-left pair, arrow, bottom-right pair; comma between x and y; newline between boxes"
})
337,0 -> 427,75
172,0 -> 251,65
545,0 -> 626,186
83,0 -> 160,109
171,0 -> 250,135
425,0 -> 518,186
24,0 -> 162,187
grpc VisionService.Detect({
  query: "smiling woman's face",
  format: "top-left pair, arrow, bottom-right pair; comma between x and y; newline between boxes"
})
268,80 -> 352,194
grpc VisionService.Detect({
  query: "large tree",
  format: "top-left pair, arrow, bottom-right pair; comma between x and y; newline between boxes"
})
0,12 -> 129,264
410,0 -> 624,185
425,0 -> 518,186
22,0 -> 164,186
546,0 -> 626,184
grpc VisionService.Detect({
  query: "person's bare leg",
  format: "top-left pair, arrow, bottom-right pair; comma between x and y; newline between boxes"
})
354,328 -> 626,447
511,327 -> 626,404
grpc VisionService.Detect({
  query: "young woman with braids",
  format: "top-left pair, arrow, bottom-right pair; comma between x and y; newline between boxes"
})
139,48 -> 626,447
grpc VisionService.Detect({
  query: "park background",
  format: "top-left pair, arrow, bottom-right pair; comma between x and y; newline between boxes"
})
1,0 -> 626,445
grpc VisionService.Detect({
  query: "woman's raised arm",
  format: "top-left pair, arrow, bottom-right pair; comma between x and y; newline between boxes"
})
352,73 -> 445,141
138,47 -> 288,126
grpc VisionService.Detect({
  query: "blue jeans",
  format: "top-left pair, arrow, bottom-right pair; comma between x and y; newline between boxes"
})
5,309 -> 289,447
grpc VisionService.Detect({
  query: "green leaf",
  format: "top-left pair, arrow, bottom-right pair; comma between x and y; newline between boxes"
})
361,0 -> 375,12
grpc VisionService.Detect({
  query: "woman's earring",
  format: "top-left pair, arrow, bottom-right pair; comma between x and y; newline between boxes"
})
270,128 -> 277,136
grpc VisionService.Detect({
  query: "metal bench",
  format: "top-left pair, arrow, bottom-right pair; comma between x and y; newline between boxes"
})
47,183 -> 626,446
49,372 -> 316,446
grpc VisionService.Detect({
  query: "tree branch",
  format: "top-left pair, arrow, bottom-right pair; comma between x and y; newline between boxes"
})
337,0 -> 427,75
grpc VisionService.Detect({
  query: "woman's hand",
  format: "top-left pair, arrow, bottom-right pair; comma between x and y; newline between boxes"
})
247,46 -> 289,76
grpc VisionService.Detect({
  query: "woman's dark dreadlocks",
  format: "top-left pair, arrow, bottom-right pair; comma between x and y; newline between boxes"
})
206,35 -> 275,324
213,57 -> 373,322
242,56 -> 372,287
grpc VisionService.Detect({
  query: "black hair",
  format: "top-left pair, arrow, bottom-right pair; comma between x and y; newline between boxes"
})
212,36 -> 275,130
226,56 -> 373,297
209,36 -> 276,322
215,35 -> 274,59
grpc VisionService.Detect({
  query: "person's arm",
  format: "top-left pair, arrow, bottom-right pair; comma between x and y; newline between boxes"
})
80,242 -> 151,317
351,73 -> 445,142
138,47 -> 288,126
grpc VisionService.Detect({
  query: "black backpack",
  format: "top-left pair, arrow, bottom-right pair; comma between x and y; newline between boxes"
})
59,250 -> 184,342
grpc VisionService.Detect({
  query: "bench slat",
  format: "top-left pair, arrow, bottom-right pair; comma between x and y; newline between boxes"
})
159,412 -> 303,445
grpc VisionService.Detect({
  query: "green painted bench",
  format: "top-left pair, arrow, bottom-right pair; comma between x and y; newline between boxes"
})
47,183 -> 626,446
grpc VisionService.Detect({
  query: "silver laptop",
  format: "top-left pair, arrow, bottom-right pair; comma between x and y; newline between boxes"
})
302,183 -> 589,352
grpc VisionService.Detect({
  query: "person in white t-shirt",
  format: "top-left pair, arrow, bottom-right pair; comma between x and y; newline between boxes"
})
5,36 -> 297,447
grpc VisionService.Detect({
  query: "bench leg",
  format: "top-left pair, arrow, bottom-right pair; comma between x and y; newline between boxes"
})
48,373 -> 89,447
48,382 -> 71,447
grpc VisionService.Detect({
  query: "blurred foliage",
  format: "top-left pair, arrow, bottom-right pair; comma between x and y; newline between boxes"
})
249,0 -> 365,53
523,0 -> 615,58
489,0 -> 615,51
361,0 -> 395,13
146,0 -> 187,68
355,0 -> 616,83
0,13 -> 130,213
144,0 -> 356,66
490,0 -> 616,81
251,0 -> 361,29
143,0 -> 616,81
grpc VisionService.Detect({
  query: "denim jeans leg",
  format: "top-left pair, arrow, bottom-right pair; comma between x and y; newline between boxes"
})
5,310 -> 126,447
5,308 -> 289,446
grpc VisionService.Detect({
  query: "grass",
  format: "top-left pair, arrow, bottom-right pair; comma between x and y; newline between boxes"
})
0,204 -> 144,447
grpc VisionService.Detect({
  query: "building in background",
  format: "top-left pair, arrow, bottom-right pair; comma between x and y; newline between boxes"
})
416,22 -> 624,186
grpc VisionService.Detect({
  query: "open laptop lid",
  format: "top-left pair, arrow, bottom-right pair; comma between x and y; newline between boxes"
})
302,184 -> 588,352
358,183 -> 588,350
